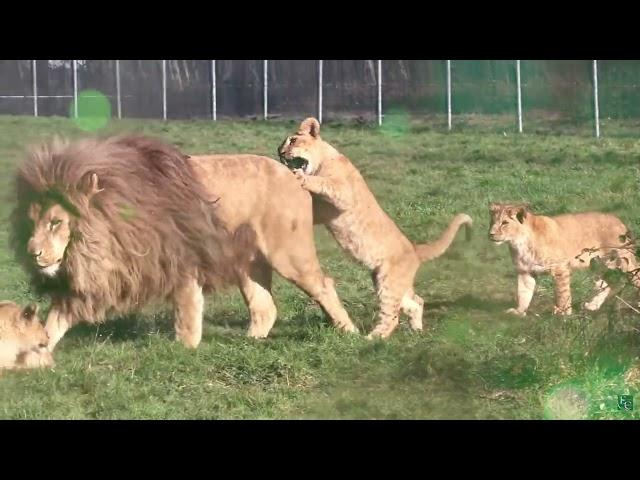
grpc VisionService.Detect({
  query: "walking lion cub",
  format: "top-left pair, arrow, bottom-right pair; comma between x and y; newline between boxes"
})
488,202 -> 640,316
278,117 -> 472,339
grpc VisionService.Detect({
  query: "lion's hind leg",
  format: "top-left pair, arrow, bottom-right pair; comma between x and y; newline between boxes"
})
271,253 -> 358,334
239,258 -> 278,339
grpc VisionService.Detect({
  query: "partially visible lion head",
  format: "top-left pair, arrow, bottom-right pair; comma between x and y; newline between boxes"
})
0,301 -> 53,370
25,201 -> 72,278
488,202 -> 532,245
11,134 -> 252,326
277,117 -> 334,175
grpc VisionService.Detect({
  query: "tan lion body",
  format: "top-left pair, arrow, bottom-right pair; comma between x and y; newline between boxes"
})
13,136 -> 357,355
187,154 -> 357,338
0,301 -> 53,370
489,203 -> 640,315
278,118 -> 472,339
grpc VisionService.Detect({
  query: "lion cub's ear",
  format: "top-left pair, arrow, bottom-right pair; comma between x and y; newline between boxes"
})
299,117 -> 321,138
21,304 -> 39,322
489,202 -> 502,213
515,207 -> 527,224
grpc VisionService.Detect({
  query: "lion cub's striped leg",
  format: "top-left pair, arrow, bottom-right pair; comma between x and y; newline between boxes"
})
506,272 -> 536,316
367,296 -> 402,340
173,277 -> 204,348
239,260 -> 278,339
400,290 -> 425,331
367,264 -> 416,339
551,267 -> 573,315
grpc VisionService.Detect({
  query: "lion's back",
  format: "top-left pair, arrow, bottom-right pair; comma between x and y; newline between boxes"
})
552,212 -> 630,250
188,154 -> 312,231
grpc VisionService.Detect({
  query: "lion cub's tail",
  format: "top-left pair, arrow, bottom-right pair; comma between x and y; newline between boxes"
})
414,213 -> 473,262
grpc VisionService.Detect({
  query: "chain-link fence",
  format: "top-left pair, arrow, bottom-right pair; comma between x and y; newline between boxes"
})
1,60 -> 639,136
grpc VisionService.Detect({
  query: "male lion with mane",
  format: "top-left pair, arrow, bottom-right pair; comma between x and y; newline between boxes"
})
278,118 -> 473,339
12,134 -> 357,353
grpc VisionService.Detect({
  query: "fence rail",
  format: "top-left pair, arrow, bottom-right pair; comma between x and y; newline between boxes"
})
0,59 -> 633,136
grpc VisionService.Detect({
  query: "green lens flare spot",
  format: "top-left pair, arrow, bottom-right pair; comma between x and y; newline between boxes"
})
119,204 -> 137,222
380,107 -> 410,137
543,385 -> 589,420
70,89 -> 112,132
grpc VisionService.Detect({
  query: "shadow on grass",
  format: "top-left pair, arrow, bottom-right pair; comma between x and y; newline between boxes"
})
427,294 -> 510,314
63,309 -> 253,345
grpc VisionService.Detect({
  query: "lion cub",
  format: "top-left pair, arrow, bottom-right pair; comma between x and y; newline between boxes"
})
0,301 -> 53,370
488,202 -> 640,316
278,117 -> 472,339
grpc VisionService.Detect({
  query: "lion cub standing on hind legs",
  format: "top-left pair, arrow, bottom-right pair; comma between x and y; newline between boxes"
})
488,202 -> 640,316
278,117 -> 473,339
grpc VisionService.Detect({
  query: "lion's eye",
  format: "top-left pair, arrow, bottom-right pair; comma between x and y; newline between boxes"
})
49,219 -> 62,230
289,137 -> 297,145
501,220 -> 508,226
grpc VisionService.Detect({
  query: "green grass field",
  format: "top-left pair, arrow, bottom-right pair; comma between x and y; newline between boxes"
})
0,114 -> 639,419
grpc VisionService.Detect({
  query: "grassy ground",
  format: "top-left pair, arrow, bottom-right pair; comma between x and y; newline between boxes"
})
0,114 -> 639,419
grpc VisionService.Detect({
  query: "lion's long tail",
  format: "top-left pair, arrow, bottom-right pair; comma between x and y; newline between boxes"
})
414,213 -> 473,263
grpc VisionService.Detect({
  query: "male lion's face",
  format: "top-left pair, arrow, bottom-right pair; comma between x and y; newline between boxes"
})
26,203 -> 72,277
488,203 -> 528,245
277,117 -> 325,175
0,301 -> 53,369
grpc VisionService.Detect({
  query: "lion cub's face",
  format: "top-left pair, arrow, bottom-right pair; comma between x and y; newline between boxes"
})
27,203 -> 72,277
277,117 -> 326,175
488,203 -> 529,245
0,301 -> 53,370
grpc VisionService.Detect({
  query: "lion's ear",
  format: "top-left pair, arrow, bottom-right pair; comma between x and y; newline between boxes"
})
516,207 -> 527,224
81,172 -> 104,198
299,117 -> 320,138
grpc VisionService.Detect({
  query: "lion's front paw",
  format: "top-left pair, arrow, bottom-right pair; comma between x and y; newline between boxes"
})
292,169 -> 308,189
505,308 -> 526,317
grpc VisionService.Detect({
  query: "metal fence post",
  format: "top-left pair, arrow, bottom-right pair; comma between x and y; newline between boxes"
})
211,60 -> 217,121
377,60 -> 382,126
593,60 -> 600,138
32,60 -> 38,117
162,60 -> 167,121
446,60 -> 452,131
516,60 -> 523,133
115,59 -> 122,119
318,60 -> 323,123
72,59 -> 78,118
263,60 -> 268,120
